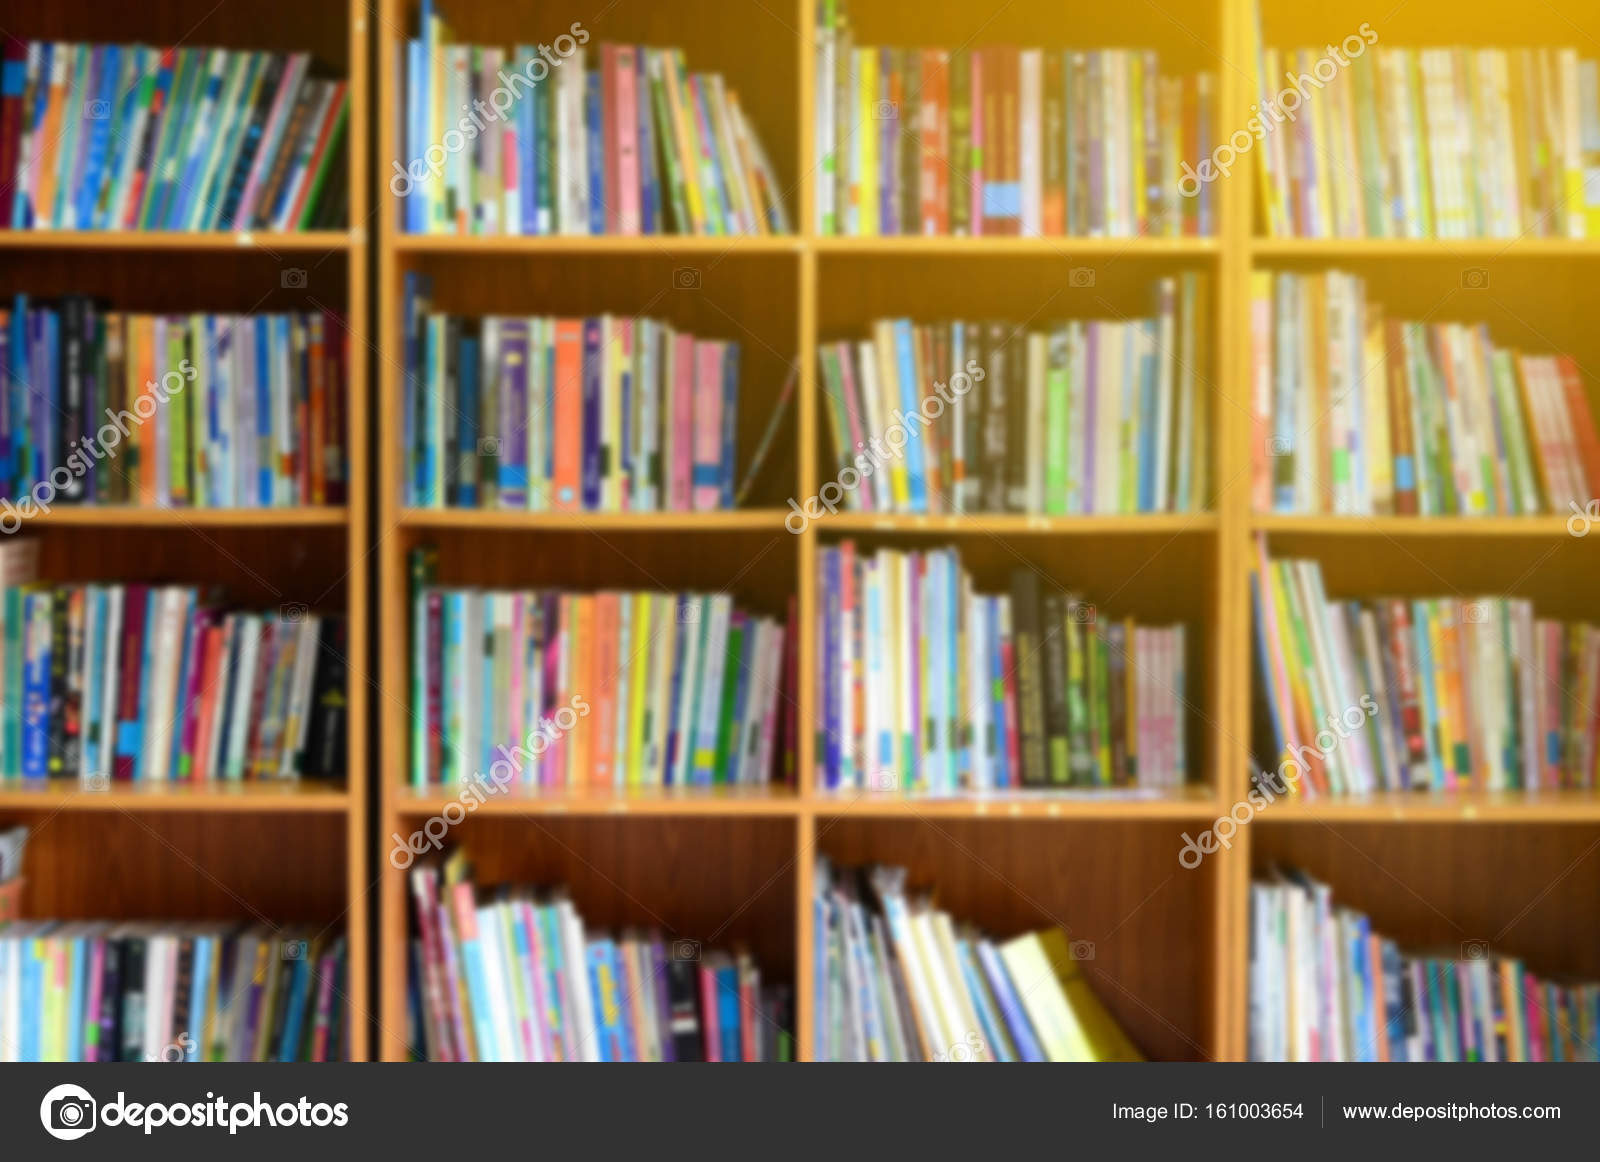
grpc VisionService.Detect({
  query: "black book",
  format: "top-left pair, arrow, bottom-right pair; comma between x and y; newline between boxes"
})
264,940 -> 296,1061
170,935 -> 196,1053
216,55 -> 288,228
931,325 -> 953,511
97,938 -> 123,1062
981,322 -> 1008,511
1040,591 -> 1072,786
1009,568 -> 1049,787
87,304 -> 107,503
1005,321 -> 1028,511
303,617 -> 348,777
120,936 -> 147,1062
1107,621 -> 1130,785
442,317 -> 461,503
59,295 -> 85,502
252,78 -> 319,229
665,955 -> 705,1062
60,587 -> 84,777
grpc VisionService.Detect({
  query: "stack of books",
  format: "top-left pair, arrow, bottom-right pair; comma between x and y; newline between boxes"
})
1251,272 -> 1600,516
0,924 -> 347,1062
398,16 -> 788,235
0,41 -> 348,232
815,860 -> 1142,1061
409,547 -> 795,790
408,856 -> 793,1061
402,276 -> 745,511
1251,870 -> 1598,1061
818,544 -> 1188,793
0,545 -> 346,783
1,298 -> 348,510
1252,544 -> 1599,795
817,274 -> 1211,515
1252,29 -> 1600,238
814,2 -> 1216,236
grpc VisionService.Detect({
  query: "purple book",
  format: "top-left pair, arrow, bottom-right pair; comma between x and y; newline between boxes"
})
497,320 -> 528,508
580,319 -> 602,509
976,940 -> 1044,1061
650,939 -> 675,1061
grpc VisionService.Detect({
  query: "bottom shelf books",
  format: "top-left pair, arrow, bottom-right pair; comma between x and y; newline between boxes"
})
0,923 -> 347,1061
814,859 -> 1143,1062
408,854 -> 794,1061
1250,871 -> 1599,1062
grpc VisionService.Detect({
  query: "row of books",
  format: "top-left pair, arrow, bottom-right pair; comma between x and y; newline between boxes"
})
819,544 -> 1188,793
408,548 -> 795,789
0,547 -> 346,782
815,860 -> 1141,1061
1251,32 -> 1600,239
408,857 -> 792,1061
0,923 -> 346,1062
399,15 -> 788,236
1,298 -> 348,510
817,275 -> 1212,516
815,4 -> 1216,237
1250,272 -> 1600,516
1,41 -> 348,232
1252,546 -> 1599,795
401,277 -> 745,511
1251,871 -> 1598,1061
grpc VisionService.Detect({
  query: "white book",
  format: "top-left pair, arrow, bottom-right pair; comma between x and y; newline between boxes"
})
140,590 -> 185,781
281,616 -> 321,778
224,616 -> 262,779
690,594 -> 732,783
1019,49 -> 1041,237
856,340 -> 891,511
474,904 -> 513,1060
1095,323 -> 1122,513
816,18 -> 835,234
556,898 -> 598,1061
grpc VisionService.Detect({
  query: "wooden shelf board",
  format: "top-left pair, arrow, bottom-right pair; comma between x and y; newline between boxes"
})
393,234 -> 802,255
811,236 -> 1220,256
1251,237 -> 1600,258
1253,514 -> 1582,538
393,784 -> 801,817
0,230 -> 357,252
820,512 -> 1219,535
398,508 -> 788,532
16,506 -> 348,528
0,779 -> 351,813
1260,790 -> 1600,823
809,785 -> 1223,819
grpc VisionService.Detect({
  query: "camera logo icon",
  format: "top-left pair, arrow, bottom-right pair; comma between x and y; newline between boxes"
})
40,1083 -> 97,1140
671,938 -> 701,962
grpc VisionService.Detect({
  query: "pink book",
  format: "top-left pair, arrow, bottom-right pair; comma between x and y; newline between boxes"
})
615,46 -> 641,234
502,115 -> 520,233
84,938 -> 105,1062
698,964 -> 721,1062
507,593 -> 525,772
409,868 -> 452,1061
692,342 -> 724,510
435,901 -> 472,1059
236,54 -> 310,226
517,901 -> 551,1060
618,319 -> 634,509
670,333 -> 696,509
837,342 -> 871,511
548,596 -> 568,789
310,949 -> 337,1061
969,52 -> 983,236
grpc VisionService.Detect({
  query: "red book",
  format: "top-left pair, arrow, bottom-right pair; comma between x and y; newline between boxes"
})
0,37 -> 26,229
242,622 -> 278,780
1042,52 -> 1065,235
285,81 -> 348,228
175,611 -> 216,781
698,964 -> 721,1062
738,954 -> 759,1062
1555,355 -> 1600,502
112,585 -> 150,782
550,319 -> 584,510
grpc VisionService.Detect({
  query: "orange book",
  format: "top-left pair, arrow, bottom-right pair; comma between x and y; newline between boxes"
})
551,319 -> 583,510
31,49 -> 70,225
567,595 -> 595,786
135,317 -> 158,506
189,624 -> 227,782
1368,933 -> 1389,1060
590,592 -> 619,788
1555,355 -> 1600,502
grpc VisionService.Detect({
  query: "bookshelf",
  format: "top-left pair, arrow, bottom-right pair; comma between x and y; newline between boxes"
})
0,0 -> 371,1059
375,0 -> 1600,1063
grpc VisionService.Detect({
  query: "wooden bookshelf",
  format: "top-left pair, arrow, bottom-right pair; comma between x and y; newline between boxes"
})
374,0 -> 1600,1064
0,0 -> 371,1060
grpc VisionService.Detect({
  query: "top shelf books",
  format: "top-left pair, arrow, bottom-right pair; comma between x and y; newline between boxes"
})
813,1 -> 1217,238
394,7 -> 790,237
0,40 -> 350,233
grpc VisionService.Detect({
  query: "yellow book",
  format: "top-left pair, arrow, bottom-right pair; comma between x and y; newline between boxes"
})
250,939 -> 276,1062
997,931 -> 1106,1061
648,601 -> 676,784
1038,928 -> 1144,1061
1363,303 -> 1393,513
858,49 -> 879,237
627,593 -> 652,786
1129,53 -> 1146,234
661,50 -> 706,234
569,596 -> 595,787
873,323 -> 909,509
602,316 -> 623,510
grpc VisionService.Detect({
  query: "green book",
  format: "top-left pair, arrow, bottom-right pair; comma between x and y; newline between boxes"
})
140,48 -> 201,229
167,320 -> 191,503
198,53 -> 265,230
712,617 -> 745,783
1044,327 -> 1070,514
1063,597 -> 1092,786
297,92 -> 348,228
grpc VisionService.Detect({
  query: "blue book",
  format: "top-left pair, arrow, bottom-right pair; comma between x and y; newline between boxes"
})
496,321 -> 529,503
580,319 -> 602,507
65,933 -> 85,1063
405,40 -> 425,234
637,51 -> 657,233
457,334 -> 479,507
891,323 -> 927,510
610,943 -> 637,1062
458,915 -> 500,1063
0,315 -> 10,497
588,940 -> 624,1061
14,44 -> 51,227
584,73 -> 604,234
976,939 -> 1044,1062
30,309 -> 51,490
21,591 -> 49,779
516,47 -> 538,235
955,940 -> 1013,1061
1409,600 -> 1444,790
77,46 -> 119,229
278,952 -> 311,1061
132,590 -> 159,779
618,331 -> 633,502
988,596 -> 1009,788
186,935 -> 212,1060
170,53 -> 227,230
715,962 -> 741,1061
19,933 -> 42,1061
1138,321 -> 1157,511
719,343 -> 739,508
1380,939 -> 1408,1062
418,0 -> 434,231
